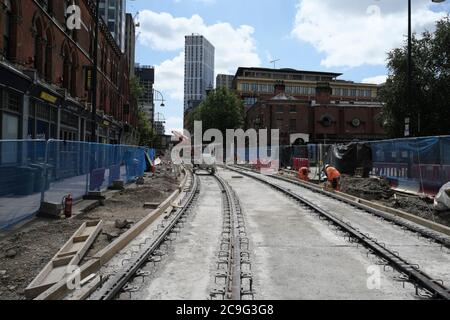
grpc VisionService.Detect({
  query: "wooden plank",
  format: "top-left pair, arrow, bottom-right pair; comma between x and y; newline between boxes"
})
69,275 -> 101,301
25,220 -> 103,299
35,170 -> 189,300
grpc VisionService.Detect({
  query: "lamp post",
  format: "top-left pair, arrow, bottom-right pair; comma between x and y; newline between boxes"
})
407,0 -> 446,136
152,89 -> 165,129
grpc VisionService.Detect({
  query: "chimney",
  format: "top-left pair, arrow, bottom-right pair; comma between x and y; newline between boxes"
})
274,80 -> 286,95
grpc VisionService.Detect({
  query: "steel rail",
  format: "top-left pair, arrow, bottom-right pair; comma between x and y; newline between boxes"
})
91,170 -> 200,300
249,167 -> 450,248
228,166 -> 450,300
213,174 -> 242,300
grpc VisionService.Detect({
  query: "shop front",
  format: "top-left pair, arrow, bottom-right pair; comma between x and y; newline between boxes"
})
0,62 -> 32,140
28,85 -> 63,140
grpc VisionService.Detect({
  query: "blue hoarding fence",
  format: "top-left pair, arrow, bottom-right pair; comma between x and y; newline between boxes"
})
367,136 -> 450,196
287,136 -> 450,196
0,140 -> 154,230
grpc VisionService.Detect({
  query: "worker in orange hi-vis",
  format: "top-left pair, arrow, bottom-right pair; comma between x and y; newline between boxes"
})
325,164 -> 341,191
298,167 -> 310,182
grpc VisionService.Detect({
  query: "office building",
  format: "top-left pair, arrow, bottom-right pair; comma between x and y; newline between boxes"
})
184,34 -> 215,112
216,74 -> 234,90
125,13 -> 136,77
99,0 -> 126,52
135,65 -> 155,125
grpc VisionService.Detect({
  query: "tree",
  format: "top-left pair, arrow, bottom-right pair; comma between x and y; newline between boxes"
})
129,76 -> 155,146
187,87 -> 245,134
380,16 -> 450,138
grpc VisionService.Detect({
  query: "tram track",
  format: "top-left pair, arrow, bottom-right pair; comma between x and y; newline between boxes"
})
89,169 -> 252,301
227,165 -> 450,300
90,170 -> 201,300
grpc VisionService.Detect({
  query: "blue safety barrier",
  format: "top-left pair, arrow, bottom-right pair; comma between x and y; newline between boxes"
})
0,140 -> 153,230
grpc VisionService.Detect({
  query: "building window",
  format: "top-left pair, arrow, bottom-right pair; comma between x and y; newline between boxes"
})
34,19 -> 44,76
70,52 -> 77,97
62,46 -> 71,92
276,105 -> 284,113
44,30 -> 53,82
290,105 -> 297,113
290,119 -> 297,131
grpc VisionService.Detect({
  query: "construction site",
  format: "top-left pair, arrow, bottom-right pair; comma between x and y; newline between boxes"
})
0,135 -> 449,301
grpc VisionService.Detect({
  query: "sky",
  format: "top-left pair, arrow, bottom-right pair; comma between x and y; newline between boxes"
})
126,0 -> 450,134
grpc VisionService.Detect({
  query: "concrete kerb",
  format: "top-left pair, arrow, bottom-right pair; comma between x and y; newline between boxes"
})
34,168 -> 189,300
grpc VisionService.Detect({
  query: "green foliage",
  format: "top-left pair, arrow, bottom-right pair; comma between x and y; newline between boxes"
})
129,76 -> 155,147
187,87 -> 245,134
380,16 -> 450,137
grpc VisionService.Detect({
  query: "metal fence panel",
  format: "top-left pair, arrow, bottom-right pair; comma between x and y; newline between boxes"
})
0,140 -> 47,229
0,140 -> 150,230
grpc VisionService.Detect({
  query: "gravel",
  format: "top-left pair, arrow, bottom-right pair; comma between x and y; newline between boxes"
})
341,175 -> 394,200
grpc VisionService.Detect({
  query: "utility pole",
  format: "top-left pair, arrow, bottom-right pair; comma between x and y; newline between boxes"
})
407,0 -> 412,136
91,0 -> 100,142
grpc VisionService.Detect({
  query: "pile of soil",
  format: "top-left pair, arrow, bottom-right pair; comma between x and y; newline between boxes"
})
0,167 -> 181,300
341,175 -> 394,201
388,196 -> 450,227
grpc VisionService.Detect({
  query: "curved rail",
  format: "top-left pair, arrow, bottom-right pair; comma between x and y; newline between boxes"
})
91,170 -> 200,300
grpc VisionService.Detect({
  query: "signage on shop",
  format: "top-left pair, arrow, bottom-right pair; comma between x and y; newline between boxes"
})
39,91 -> 58,104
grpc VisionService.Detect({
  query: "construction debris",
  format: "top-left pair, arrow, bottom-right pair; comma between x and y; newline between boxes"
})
340,175 -> 394,200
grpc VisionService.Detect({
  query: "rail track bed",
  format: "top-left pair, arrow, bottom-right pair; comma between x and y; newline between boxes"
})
86,167 -> 450,300
227,166 -> 450,299
89,170 -> 252,300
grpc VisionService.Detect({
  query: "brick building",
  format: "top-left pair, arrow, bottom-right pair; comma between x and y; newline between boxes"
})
234,67 -> 381,107
0,0 -> 137,143
246,82 -> 385,145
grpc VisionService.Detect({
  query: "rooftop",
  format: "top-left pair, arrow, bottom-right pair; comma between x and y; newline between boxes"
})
235,67 -> 342,78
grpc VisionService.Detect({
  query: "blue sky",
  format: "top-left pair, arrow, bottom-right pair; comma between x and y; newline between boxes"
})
126,0 -> 449,133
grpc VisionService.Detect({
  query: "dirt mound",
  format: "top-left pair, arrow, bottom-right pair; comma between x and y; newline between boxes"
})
341,175 -> 394,201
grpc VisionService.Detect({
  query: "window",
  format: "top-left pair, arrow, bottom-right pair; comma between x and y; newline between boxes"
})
34,19 -> 44,76
276,105 -> 284,113
2,0 -> 12,60
62,46 -> 72,93
290,105 -> 297,113
70,52 -> 77,97
290,119 -> 297,130
44,29 -> 53,82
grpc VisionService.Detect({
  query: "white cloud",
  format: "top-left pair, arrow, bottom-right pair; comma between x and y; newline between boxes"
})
291,0 -> 447,68
138,10 -> 261,103
154,52 -> 185,102
362,75 -> 388,84
164,116 -> 184,134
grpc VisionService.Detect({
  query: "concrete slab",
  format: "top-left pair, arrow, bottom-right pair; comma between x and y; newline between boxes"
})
141,175 -> 223,300
219,168 -> 417,300
256,173 -> 450,288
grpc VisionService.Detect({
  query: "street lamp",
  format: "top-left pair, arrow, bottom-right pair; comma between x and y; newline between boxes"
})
153,89 -> 165,107
407,0 -> 446,136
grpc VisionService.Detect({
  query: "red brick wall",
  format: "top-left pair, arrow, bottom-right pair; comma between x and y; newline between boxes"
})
0,0 -> 134,125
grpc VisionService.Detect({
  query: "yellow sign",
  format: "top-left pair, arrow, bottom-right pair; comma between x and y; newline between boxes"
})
40,91 -> 58,104
103,120 -> 110,127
